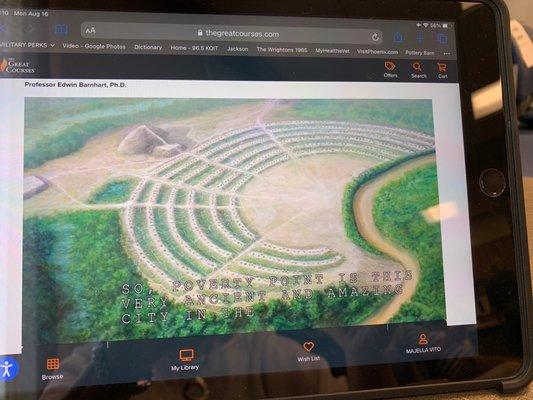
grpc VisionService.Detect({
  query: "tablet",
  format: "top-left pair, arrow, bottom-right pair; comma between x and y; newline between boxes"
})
0,0 -> 531,399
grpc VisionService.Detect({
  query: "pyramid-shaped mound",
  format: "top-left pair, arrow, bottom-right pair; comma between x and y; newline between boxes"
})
118,125 -> 166,155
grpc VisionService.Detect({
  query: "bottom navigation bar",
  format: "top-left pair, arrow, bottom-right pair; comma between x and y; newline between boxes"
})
6,322 -> 477,393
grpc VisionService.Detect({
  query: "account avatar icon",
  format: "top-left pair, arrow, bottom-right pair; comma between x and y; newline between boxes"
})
418,333 -> 429,346
0,356 -> 19,382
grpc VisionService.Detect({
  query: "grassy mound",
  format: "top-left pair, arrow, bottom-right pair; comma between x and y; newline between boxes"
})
87,179 -> 136,204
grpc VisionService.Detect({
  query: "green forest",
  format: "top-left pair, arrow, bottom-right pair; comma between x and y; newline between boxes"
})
279,99 -> 435,135
23,210 -> 393,345
373,163 -> 446,322
24,98 -> 253,169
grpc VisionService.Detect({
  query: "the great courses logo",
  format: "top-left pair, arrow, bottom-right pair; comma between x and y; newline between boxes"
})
0,57 -> 36,74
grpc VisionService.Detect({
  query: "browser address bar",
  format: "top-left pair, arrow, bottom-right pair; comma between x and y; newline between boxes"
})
81,22 -> 383,45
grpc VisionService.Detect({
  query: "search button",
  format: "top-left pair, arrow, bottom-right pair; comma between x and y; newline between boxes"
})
412,61 -> 422,72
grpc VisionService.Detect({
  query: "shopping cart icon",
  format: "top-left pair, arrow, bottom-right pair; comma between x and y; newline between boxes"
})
437,62 -> 447,73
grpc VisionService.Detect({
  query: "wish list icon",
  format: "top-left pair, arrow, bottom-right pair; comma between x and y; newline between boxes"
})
0,356 -> 20,382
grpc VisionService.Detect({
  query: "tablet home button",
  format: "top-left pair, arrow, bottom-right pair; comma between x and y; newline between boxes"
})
479,168 -> 506,198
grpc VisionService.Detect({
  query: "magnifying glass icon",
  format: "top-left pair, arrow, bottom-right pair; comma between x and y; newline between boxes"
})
413,62 -> 422,72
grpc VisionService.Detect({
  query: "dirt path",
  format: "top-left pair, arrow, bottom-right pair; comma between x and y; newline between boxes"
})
354,155 -> 436,324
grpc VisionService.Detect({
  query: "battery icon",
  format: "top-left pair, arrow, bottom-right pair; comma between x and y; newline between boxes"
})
442,23 -> 449,28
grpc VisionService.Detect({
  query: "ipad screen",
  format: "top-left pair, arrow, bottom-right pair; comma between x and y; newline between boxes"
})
0,8 -> 479,391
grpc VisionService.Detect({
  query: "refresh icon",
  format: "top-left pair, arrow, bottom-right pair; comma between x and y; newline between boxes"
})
371,32 -> 381,42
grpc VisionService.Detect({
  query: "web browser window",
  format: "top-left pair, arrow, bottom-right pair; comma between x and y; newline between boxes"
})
0,8 -> 476,392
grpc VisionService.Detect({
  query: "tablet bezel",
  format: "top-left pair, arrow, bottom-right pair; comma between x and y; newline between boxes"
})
2,0 -> 532,398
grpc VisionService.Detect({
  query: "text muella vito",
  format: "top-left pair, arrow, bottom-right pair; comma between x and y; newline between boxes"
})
406,346 -> 442,354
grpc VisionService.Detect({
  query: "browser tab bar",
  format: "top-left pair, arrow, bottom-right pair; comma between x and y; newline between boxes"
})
0,10 -> 456,60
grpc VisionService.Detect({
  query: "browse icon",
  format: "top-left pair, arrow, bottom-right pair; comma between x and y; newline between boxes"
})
46,358 -> 60,371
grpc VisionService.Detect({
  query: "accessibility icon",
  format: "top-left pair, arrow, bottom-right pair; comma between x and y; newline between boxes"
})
0,356 -> 19,382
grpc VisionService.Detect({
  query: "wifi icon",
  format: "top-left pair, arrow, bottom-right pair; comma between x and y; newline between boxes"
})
423,22 -> 429,28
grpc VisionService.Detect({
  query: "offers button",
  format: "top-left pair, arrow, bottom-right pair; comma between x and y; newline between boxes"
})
384,61 -> 396,71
